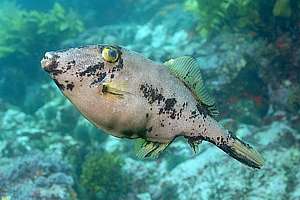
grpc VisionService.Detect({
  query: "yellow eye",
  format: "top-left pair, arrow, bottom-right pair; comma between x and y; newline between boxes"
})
102,46 -> 119,63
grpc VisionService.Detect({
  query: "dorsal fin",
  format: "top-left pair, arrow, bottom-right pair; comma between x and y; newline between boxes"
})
164,56 -> 219,118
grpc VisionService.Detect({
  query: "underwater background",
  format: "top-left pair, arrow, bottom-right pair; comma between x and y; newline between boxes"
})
0,0 -> 300,199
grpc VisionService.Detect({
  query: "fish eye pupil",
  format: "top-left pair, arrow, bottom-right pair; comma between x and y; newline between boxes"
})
109,49 -> 117,58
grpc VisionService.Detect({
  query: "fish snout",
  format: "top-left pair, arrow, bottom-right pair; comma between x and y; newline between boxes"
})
41,52 -> 59,73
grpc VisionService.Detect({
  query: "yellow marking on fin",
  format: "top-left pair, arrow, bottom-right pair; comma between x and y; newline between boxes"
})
149,143 -> 169,158
102,80 -> 130,96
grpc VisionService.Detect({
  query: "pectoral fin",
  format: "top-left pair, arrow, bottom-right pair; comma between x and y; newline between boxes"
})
134,138 -> 170,159
102,80 -> 130,96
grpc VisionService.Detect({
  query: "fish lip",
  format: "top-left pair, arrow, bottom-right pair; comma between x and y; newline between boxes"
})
41,59 -> 56,73
41,52 -> 59,73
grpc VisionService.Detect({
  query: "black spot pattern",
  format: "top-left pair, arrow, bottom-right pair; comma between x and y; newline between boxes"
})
66,60 -> 76,70
91,72 -> 107,85
165,98 -> 177,111
51,68 -> 63,76
116,57 -> 124,70
74,45 -> 124,88
78,63 -> 105,77
139,83 -> 190,121
66,82 -> 75,91
140,84 -> 165,104
196,103 -> 211,118
147,127 -> 153,133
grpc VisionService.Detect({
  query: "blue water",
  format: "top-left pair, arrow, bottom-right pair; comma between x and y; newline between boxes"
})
0,0 -> 300,199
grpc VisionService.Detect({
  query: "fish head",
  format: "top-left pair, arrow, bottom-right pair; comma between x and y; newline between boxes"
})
41,45 -> 126,98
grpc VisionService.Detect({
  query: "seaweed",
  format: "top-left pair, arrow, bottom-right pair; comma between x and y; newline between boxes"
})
184,0 -> 261,38
0,2 -> 84,108
80,152 -> 131,200
0,2 -> 84,60
184,0 -> 300,39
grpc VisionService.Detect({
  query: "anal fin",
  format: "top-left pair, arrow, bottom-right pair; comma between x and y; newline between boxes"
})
186,137 -> 203,154
134,138 -> 170,159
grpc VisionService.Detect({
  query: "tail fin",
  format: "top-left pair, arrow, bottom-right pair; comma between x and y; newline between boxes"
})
218,133 -> 264,169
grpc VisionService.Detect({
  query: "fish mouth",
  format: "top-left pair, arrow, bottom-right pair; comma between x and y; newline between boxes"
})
41,52 -> 59,73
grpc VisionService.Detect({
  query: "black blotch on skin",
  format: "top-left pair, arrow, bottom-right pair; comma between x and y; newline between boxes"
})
146,113 -> 149,118
161,98 -> 177,120
67,60 -> 76,65
159,108 -> 164,115
66,60 -> 75,70
43,59 -> 62,76
114,46 -> 123,70
165,98 -> 177,111
140,84 -> 164,104
170,110 -> 176,119
147,127 -> 153,133
91,72 -> 107,85
66,82 -> 75,91
189,109 -> 200,119
196,103 -> 210,118
116,58 -> 124,70
44,59 -> 59,74
140,84 -> 184,120
216,132 -> 261,169
79,62 -> 105,77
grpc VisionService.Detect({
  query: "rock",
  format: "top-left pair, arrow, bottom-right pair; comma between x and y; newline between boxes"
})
0,152 -> 76,200
196,33 -> 270,123
0,105 -> 80,157
35,96 -> 80,132
74,116 -> 107,144
137,193 -> 152,200
65,4 -> 199,62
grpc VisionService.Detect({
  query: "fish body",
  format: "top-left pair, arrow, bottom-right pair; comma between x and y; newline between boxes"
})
41,45 -> 264,169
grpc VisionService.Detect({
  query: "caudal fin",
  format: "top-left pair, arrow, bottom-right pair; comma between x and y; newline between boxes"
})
218,134 -> 264,169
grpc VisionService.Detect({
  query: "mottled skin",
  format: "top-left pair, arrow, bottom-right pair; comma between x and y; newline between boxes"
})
41,45 -> 263,168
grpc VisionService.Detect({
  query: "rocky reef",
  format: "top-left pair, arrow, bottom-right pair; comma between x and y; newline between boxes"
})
0,152 -> 75,200
0,0 -> 300,199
